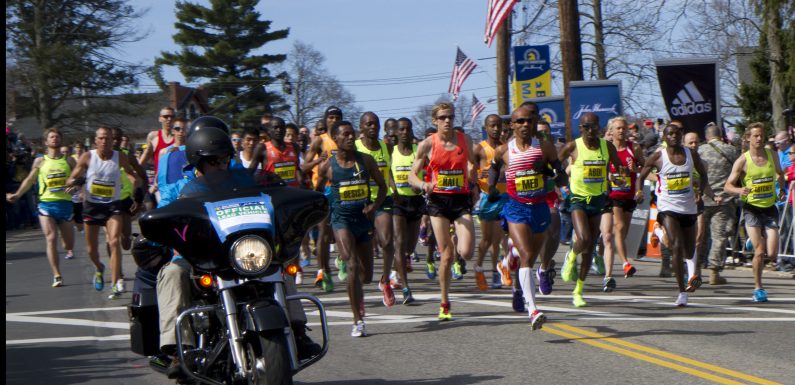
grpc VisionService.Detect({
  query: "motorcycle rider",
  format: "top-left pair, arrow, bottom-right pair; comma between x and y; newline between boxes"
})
155,117 -> 320,380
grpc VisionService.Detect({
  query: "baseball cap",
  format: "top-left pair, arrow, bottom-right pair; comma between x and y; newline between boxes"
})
324,106 -> 342,118
644,119 -> 653,127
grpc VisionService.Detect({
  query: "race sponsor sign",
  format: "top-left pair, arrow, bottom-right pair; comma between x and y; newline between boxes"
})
512,45 -> 552,108
568,80 -> 623,139
205,194 -> 274,242
528,96 -> 566,141
655,58 -> 720,140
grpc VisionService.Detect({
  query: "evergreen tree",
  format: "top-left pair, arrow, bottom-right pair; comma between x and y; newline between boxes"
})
6,0 -> 147,129
155,0 -> 288,128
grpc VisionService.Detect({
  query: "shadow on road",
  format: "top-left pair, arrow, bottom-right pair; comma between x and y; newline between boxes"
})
298,374 -> 503,385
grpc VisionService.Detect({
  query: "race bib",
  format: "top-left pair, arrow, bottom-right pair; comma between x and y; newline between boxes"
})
394,166 -> 411,188
666,172 -> 691,195
90,179 -> 115,199
273,162 -> 296,181
339,179 -> 368,204
437,169 -> 464,190
515,170 -> 543,195
750,177 -> 774,199
583,160 -> 606,184
46,172 -> 67,192
610,174 -> 631,192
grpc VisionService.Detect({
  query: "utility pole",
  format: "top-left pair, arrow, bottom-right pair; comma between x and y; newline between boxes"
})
558,0 -> 584,140
496,13 -> 511,116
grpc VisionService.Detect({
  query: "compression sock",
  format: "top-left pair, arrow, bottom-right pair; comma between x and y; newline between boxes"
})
685,257 -> 696,279
519,267 -> 537,312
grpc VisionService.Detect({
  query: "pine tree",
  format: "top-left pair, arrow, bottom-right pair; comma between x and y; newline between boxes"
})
155,0 -> 289,128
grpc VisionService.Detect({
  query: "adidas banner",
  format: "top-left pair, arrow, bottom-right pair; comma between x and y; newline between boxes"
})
655,58 -> 720,140
568,80 -> 622,139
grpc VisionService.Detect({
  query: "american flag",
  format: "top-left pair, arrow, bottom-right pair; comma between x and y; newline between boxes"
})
471,95 -> 486,128
484,0 -> 519,47
448,47 -> 477,101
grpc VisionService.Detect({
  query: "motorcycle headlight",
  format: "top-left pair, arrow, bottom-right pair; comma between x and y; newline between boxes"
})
230,235 -> 272,275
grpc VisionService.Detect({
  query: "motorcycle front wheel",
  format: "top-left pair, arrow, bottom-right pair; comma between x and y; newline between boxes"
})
243,330 -> 293,385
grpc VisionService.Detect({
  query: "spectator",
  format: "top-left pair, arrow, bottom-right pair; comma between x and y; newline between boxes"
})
774,131 -> 793,169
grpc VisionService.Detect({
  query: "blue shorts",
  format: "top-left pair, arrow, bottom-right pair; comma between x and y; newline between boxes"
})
478,192 -> 508,221
501,198 -> 551,233
38,201 -> 74,223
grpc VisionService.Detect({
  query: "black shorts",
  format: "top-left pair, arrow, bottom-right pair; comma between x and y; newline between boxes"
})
426,193 -> 472,222
568,194 -> 608,218
117,197 -> 134,216
742,204 -> 779,229
83,201 -> 124,226
73,202 -> 84,224
657,210 -> 697,229
606,197 -> 638,213
393,195 -> 426,222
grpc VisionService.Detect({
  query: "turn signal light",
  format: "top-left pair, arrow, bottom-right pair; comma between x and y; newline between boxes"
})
285,264 -> 299,276
199,274 -> 213,288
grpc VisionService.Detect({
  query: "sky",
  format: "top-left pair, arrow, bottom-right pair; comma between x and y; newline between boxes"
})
124,0 -> 526,123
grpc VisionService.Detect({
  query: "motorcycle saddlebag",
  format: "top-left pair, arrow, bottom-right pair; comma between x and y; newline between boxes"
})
131,234 -> 171,274
128,269 -> 161,356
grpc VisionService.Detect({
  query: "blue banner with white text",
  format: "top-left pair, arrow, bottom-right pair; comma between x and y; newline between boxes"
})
528,96 -> 566,141
568,80 -> 622,139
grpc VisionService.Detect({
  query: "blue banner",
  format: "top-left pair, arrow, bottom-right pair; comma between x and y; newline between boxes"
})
204,194 -> 275,243
568,80 -> 622,139
513,45 -> 550,81
528,96 -> 566,141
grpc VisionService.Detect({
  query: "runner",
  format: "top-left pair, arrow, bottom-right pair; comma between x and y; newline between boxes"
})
557,113 -> 627,307
315,121 -> 387,336
112,127 -> 148,251
355,112 -> 400,307
639,124 -> 713,307
238,127 -> 261,171
474,114 -> 508,290
66,127 -> 145,299
488,106 -> 566,329
302,107 -> 342,292
248,117 -> 302,188
535,115 -> 563,296
138,106 -> 176,204
391,117 -> 422,304
408,102 -> 477,321
724,123 -> 787,302
6,128 -> 77,287
600,117 -> 644,292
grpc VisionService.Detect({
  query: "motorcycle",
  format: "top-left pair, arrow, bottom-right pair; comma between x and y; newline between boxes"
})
128,184 -> 330,385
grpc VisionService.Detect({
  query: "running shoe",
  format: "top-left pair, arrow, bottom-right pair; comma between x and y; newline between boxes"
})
512,288 -> 526,312
94,264 -> 105,291
537,268 -> 553,295
623,263 -> 637,278
572,292 -> 587,307
379,281 -> 396,307
300,253 -> 311,267
351,321 -> 366,337
562,249 -> 578,283
402,288 -> 415,305
52,275 -> 63,288
389,271 -> 402,290
592,252 -> 605,275
602,277 -> 616,293
295,267 -> 304,285
752,288 -> 768,303
426,262 -> 437,280
475,269 -> 488,291
530,309 -> 547,331
419,226 -> 429,246
64,251 -> 75,260
336,257 -> 348,282
108,284 -> 122,299
321,272 -> 334,293
685,274 -> 702,293
411,252 -> 420,263
115,279 -> 125,293
438,303 -> 452,321
491,271 -> 502,289
675,292 -> 688,307
314,270 -> 324,288
451,261 -> 463,280
497,260 -> 513,287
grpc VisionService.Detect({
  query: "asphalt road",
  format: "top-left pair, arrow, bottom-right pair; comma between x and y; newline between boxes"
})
6,224 -> 794,385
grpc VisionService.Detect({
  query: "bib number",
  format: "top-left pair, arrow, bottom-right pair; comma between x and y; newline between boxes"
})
90,180 -> 115,199
273,162 -> 296,182
666,172 -> 691,195
583,161 -> 606,184
750,177 -> 774,200
437,169 -> 464,190
339,180 -> 368,204
515,170 -> 543,196
394,166 -> 410,188
610,174 -> 631,192
47,172 -> 67,192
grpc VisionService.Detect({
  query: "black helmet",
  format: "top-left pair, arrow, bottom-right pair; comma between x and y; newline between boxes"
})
186,115 -> 229,138
185,126 -> 235,166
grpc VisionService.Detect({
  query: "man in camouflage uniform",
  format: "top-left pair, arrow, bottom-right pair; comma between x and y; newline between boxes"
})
698,123 -> 740,284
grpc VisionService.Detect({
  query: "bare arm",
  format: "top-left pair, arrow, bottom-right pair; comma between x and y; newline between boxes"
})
248,144 -> 266,175
487,144 -> 507,195
542,140 -> 568,188
119,152 -> 145,189
638,150 -> 662,182
301,137 -> 327,174
723,156 -> 748,197
138,131 -> 157,166
465,135 -> 479,193
408,138 -> 433,194
6,158 -> 43,203
66,152 -> 92,190
314,159 -> 331,192
363,154 -> 387,217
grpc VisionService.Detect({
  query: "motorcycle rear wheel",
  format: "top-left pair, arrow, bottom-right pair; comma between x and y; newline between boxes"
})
244,331 -> 293,385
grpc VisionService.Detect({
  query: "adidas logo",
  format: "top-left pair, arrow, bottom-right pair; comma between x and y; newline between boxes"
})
669,81 -> 712,116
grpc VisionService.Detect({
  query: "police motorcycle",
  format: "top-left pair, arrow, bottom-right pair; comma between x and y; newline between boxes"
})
128,118 -> 329,385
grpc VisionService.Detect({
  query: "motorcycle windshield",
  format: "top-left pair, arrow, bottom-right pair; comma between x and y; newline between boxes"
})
139,178 -> 328,271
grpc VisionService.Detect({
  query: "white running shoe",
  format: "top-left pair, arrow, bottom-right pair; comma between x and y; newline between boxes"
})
351,321 -> 366,337
675,292 -> 688,307
295,269 -> 304,285
115,279 -> 125,293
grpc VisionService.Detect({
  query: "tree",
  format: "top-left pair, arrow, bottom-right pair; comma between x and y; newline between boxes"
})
6,0 -> 147,129
154,0 -> 288,128
277,41 -> 359,127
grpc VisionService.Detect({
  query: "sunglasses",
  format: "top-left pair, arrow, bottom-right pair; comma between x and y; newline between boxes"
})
435,114 -> 455,121
161,115 -> 174,119
204,156 -> 230,167
512,118 -> 532,125
581,123 -> 599,130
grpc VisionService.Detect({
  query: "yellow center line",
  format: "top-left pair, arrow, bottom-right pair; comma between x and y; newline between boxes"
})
555,324 -> 780,385
547,324 -> 783,385
542,325 -> 746,385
